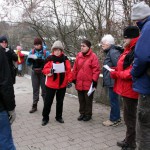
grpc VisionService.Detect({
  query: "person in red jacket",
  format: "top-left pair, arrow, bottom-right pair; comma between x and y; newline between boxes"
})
72,39 -> 100,121
110,26 -> 140,150
42,40 -> 72,126
16,45 -> 25,76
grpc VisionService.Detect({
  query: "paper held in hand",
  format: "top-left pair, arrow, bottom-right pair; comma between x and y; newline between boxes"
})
53,62 -> 65,73
28,54 -> 37,59
87,82 -> 96,96
103,64 -> 115,72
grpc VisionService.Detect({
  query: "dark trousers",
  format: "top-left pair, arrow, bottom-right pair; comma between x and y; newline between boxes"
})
77,90 -> 94,116
136,94 -> 150,150
31,70 -> 46,105
42,87 -> 66,121
123,97 -> 138,147
109,87 -> 120,121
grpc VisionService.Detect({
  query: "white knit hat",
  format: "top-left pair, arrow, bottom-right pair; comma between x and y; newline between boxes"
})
131,1 -> 150,20
51,40 -> 64,51
101,34 -> 115,45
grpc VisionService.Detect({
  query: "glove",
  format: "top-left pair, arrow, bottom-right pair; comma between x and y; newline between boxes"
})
92,80 -> 97,88
72,80 -> 76,85
50,68 -> 55,74
8,110 -> 16,124
110,71 -> 118,79
67,82 -> 72,88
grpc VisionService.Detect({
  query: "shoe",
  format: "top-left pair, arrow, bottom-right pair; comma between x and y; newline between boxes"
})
103,119 -> 121,127
83,115 -> 91,121
121,146 -> 136,150
41,120 -> 49,126
56,118 -> 64,123
77,114 -> 85,121
117,139 -> 127,147
29,107 -> 37,113
29,103 -> 37,113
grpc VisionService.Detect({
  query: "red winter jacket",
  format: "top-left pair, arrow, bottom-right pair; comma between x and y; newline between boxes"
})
73,49 -> 100,91
42,53 -> 72,89
110,38 -> 139,99
17,51 -> 25,64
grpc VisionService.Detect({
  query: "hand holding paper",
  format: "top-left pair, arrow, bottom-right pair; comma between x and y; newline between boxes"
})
53,62 -> 65,73
87,82 -> 95,96
103,64 -> 115,72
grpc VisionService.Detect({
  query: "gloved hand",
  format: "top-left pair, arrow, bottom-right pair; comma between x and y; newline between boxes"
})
50,68 -> 55,74
8,110 -> 16,124
110,71 -> 118,79
67,82 -> 72,88
72,80 -> 76,85
92,80 -> 97,88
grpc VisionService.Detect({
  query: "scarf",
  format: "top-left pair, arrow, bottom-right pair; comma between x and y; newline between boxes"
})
16,50 -> 21,63
47,54 -> 67,86
123,46 -> 135,70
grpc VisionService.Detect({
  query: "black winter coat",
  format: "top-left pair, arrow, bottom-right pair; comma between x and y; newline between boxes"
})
5,47 -> 18,84
0,45 -> 16,112
103,45 -> 123,87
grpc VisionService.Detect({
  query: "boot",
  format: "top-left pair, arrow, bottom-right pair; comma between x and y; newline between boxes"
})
29,103 -> 37,113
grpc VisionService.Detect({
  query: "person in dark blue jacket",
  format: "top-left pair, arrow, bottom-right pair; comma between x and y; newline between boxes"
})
131,1 -> 150,150
101,34 -> 123,127
26,37 -> 50,113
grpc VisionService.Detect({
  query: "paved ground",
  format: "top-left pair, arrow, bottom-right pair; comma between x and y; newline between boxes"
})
12,75 -> 125,150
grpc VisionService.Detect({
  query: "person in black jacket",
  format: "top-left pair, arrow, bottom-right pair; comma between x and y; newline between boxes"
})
0,44 -> 16,149
0,36 -> 18,84
101,34 -> 123,126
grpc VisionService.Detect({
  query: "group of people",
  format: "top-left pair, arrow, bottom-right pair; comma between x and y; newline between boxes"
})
0,1 -> 150,150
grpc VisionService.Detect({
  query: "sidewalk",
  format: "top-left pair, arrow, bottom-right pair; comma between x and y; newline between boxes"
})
13,76 -> 125,150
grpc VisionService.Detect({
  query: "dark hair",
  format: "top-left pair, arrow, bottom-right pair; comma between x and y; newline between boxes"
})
81,39 -> 91,48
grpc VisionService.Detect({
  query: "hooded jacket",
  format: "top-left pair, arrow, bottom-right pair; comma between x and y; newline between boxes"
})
103,45 -> 123,87
73,49 -> 100,91
42,52 -> 72,89
111,38 -> 139,99
131,16 -> 150,94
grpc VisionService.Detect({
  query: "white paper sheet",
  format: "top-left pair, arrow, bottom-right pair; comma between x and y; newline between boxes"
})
53,62 -> 65,73
103,64 -> 115,72
28,54 -> 37,59
87,82 -> 96,97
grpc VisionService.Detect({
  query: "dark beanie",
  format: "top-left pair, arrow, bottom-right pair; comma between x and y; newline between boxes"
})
0,36 -> 8,43
81,39 -> 91,48
123,26 -> 140,39
34,37 -> 42,45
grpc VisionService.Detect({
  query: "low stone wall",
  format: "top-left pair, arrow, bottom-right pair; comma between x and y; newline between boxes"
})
22,57 -> 122,105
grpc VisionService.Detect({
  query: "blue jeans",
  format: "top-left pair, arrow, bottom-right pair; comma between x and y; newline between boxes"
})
109,87 -> 120,121
0,111 -> 16,150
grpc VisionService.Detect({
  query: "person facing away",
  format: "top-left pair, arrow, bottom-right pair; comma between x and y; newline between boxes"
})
72,39 -> 100,122
101,34 -> 123,127
110,26 -> 140,150
26,37 -> 50,113
0,36 -> 18,84
16,45 -> 25,77
42,40 -> 72,126
0,41 -> 16,149
130,2 -> 150,150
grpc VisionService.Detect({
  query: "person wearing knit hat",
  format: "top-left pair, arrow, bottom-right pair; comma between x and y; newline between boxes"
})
41,40 -> 72,126
72,39 -> 100,122
110,26 -> 139,150
51,40 -> 64,51
100,34 -> 122,127
26,37 -> 50,113
131,2 -> 150,150
16,45 -> 24,77
0,36 -> 8,43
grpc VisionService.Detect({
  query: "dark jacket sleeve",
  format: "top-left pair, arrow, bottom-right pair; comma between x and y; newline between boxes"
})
0,48 -> 16,111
